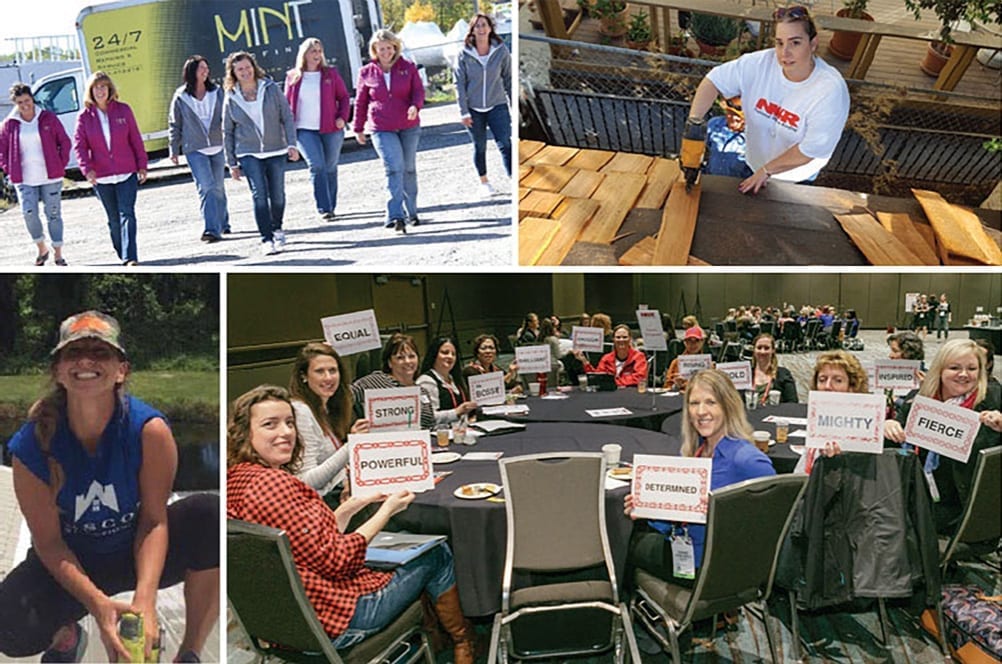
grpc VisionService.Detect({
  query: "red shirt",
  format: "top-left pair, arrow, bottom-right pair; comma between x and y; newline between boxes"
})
227,462 -> 392,637
584,347 -> 648,387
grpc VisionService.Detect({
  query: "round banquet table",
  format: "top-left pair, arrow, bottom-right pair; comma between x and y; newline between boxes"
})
389,422 -> 675,617
486,387 -> 684,430
659,402 -> 808,474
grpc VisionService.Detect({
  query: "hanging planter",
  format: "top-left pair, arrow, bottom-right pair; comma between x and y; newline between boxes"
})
828,7 -> 875,60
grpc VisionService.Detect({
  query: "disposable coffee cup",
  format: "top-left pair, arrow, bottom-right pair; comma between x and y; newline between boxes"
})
578,375 -> 588,390
744,390 -> 757,410
768,390 -> 781,406
528,382 -> 541,397
752,430 -> 770,453
775,418 -> 789,444
602,443 -> 622,467
435,429 -> 450,448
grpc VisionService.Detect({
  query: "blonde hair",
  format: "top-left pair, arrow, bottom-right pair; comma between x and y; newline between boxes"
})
288,37 -> 324,85
83,71 -> 119,108
681,315 -> 700,329
591,313 -> 612,336
369,29 -> 403,64
227,385 -> 304,473
811,350 -> 868,393
921,339 -> 987,405
680,370 -> 754,456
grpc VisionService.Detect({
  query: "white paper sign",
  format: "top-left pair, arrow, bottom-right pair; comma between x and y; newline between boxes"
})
348,431 -> 433,497
572,326 -> 604,353
585,407 -> 633,418
861,361 -> 880,394
874,359 -> 922,390
903,395 -> 982,463
630,454 -> 712,523
716,361 -> 752,391
365,387 -> 422,431
678,354 -> 713,379
905,292 -> 919,313
467,372 -> 506,406
515,344 -> 552,374
806,391 -> 885,453
635,309 -> 667,351
320,309 -> 381,355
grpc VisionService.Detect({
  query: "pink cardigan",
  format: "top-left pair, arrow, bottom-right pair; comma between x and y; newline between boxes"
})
0,110 -> 71,183
73,100 -> 147,178
352,58 -> 424,135
284,66 -> 350,133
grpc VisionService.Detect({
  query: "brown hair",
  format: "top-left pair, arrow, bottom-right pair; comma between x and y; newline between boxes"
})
83,71 -> 119,108
381,333 -> 420,374
464,13 -> 503,47
288,343 -> 352,440
224,51 -> 267,91
752,333 -> 778,377
773,5 -> 818,40
591,313 -> 612,336
227,385 -> 303,473
811,350 -> 868,393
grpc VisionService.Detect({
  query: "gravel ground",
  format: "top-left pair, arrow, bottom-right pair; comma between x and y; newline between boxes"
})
0,103 -> 514,268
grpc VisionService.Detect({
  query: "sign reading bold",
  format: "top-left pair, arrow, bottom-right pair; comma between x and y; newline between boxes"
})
348,431 -> 433,497
678,354 -> 713,379
365,387 -> 422,431
716,361 -> 752,391
467,371 -> 506,406
903,395 -> 981,463
630,454 -> 712,523
321,309 -> 381,355
572,326 -> 604,353
874,359 -> 922,390
806,391 -> 885,453
635,310 -> 667,351
515,344 -> 552,374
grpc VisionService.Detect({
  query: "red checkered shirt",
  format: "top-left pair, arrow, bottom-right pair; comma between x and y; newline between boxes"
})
227,462 -> 393,637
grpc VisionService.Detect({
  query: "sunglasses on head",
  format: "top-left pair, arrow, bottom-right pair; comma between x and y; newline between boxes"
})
773,5 -> 809,19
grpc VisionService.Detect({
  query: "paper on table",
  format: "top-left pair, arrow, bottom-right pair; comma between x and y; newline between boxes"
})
586,407 -> 633,418
605,476 -> 630,490
790,445 -> 805,455
471,420 -> 526,433
481,405 -> 530,416
788,429 -> 807,438
462,451 -> 504,461
761,415 -> 808,426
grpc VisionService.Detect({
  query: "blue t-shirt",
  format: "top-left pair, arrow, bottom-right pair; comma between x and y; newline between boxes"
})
650,435 -> 776,567
9,395 -> 166,556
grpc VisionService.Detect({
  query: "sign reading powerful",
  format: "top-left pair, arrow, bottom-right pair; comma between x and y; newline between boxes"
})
348,431 -> 434,497
678,354 -> 713,379
515,344 -> 552,374
635,309 -> 667,351
806,391 -> 885,453
467,371 -> 506,406
873,359 -> 922,390
716,361 -> 752,391
321,309 -> 381,355
903,395 -> 981,463
572,326 -> 604,353
630,454 -> 712,523
364,387 -> 422,431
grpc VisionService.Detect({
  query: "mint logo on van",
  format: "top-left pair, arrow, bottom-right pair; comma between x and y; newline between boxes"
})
74,481 -> 120,522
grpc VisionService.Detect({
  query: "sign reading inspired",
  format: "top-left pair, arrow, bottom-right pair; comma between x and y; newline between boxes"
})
365,387 -> 422,431
515,344 -> 552,374
635,309 -> 667,351
348,431 -> 433,497
874,359 -> 922,390
467,371 -> 506,406
678,354 -> 713,379
903,395 -> 981,463
630,454 -> 712,523
572,326 -> 604,353
321,309 -> 381,355
806,391 -> 885,453
716,361 -> 752,391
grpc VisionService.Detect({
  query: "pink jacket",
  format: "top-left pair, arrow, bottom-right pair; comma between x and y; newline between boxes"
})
352,58 -> 424,134
73,100 -> 147,178
284,66 -> 350,133
0,110 -> 71,183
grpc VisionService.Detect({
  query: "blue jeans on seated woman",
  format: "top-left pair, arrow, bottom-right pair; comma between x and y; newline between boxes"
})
93,174 -> 139,263
238,154 -> 286,243
297,129 -> 344,215
330,543 -> 456,650
371,126 -> 421,223
186,150 -> 229,237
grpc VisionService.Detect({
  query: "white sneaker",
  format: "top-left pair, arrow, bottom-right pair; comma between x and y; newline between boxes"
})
259,240 -> 278,256
273,229 -> 287,248
479,182 -> 496,198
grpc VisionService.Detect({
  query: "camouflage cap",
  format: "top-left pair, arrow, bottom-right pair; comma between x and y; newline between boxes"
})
51,310 -> 126,356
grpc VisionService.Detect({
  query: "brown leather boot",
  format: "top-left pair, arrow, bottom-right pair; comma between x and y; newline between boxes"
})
420,592 -> 449,653
433,586 -> 475,664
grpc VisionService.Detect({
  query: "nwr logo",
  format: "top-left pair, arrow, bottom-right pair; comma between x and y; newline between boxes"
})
74,481 -> 120,522
754,98 -> 800,130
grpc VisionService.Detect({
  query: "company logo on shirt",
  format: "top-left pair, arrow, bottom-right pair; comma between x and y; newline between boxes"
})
74,480 -> 120,522
754,98 -> 800,131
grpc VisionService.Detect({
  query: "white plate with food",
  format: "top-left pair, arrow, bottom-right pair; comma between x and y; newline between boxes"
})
454,483 -> 502,500
432,452 -> 462,464
607,466 -> 633,481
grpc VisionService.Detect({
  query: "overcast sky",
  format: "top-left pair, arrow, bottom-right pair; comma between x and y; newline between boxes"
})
2,1 -> 114,44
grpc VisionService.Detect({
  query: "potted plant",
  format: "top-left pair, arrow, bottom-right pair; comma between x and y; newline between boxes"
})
625,11 -> 652,50
828,0 -> 875,60
689,13 -> 741,56
903,0 -> 1001,75
665,30 -> 694,57
591,0 -> 629,38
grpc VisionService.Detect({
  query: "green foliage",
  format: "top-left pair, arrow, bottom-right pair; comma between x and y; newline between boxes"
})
842,0 -> 869,18
904,0 -> 1002,42
591,0 -> 627,19
627,11 -> 652,42
984,137 -> 1002,152
689,13 -> 742,46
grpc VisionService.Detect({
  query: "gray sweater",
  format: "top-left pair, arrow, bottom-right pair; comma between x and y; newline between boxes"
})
222,79 -> 296,167
454,42 -> 511,117
167,85 -> 223,158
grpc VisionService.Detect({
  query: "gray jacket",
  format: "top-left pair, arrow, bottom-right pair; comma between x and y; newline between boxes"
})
454,42 -> 511,117
222,79 -> 296,167
168,85 -> 223,158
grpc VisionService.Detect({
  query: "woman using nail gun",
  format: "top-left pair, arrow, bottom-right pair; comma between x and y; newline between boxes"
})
680,6 -> 849,195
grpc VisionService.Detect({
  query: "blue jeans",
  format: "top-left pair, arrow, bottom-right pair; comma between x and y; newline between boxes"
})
371,126 -> 420,222
94,174 -> 139,262
16,181 -> 63,246
186,150 -> 229,237
330,543 -> 456,650
297,129 -> 344,214
238,154 -> 286,242
468,104 -> 512,178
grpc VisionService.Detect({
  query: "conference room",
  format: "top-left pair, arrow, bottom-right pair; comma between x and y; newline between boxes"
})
226,271 -> 1001,663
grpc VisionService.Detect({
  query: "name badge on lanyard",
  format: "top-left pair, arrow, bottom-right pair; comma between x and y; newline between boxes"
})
670,526 -> 696,580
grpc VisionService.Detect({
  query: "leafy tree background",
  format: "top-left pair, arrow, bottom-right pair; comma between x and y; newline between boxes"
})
383,0 -> 494,32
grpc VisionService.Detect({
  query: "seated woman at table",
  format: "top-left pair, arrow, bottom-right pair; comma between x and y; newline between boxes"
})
751,333 -> 798,405
463,333 -> 520,391
539,317 -> 565,372
624,370 -> 775,585
663,326 -> 709,391
288,342 -> 369,497
417,337 -> 477,427
227,385 -> 475,661
796,350 -> 869,474
884,339 -> 1002,535
351,333 -> 435,429
515,312 -> 540,345
885,330 -> 925,418
573,324 -> 648,388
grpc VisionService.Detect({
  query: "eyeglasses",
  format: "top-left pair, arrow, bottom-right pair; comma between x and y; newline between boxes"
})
773,5 -> 809,20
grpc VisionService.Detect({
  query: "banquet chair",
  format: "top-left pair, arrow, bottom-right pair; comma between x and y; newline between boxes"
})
490,453 -> 642,663
630,474 -> 808,663
227,519 -> 434,664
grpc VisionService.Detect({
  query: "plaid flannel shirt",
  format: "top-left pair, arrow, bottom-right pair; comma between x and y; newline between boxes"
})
227,463 -> 392,637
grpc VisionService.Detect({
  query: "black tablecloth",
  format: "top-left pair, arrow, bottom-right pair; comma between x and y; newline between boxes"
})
966,325 -> 1002,352
487,387 -> 684,430
659,402 -> 808,474
390,422 -> 673,616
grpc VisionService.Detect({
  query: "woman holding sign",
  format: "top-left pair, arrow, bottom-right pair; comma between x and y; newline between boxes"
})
351,333 -> 436,429
751,333 -> 798,404
624,370 -> 775,584
462,334 -> 520,391
883,339 -> 1002,534
573,324 -> 648,388
226,385 -> 476,661
416,337 -> 477,426
663,327 -> 710,390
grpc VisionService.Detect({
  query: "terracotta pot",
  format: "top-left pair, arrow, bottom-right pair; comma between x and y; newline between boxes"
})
598,7 -> 629,37
828,8 -> 874,61
625,38 -> 651,50
695,39 -> 728,57
920,41 -> 953,76
667,45 -> 695,58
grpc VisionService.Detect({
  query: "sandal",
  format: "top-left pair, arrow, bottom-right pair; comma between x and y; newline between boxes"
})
55,258 -> 68,266
34,252 -> 49,266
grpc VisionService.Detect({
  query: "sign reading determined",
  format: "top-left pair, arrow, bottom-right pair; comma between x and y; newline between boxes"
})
348,431 -> 433,497
321,309 -> 381,355
903,395 -> 981,463
467,371 -> 505,406
806,391 -> 885,453
365,387 -> 422,431
630,454 -> 712,523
